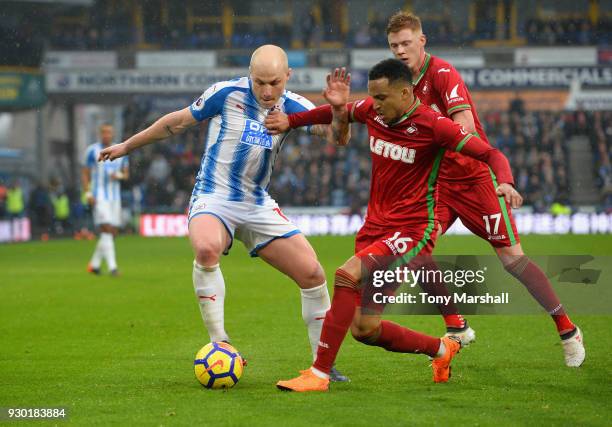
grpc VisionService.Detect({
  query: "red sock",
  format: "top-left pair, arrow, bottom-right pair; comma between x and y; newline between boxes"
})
373,320 -> 441,357
442,314 -> 465,329
312,270 -> 359,374
553,314 -> 576,335
506,257 -> 575,335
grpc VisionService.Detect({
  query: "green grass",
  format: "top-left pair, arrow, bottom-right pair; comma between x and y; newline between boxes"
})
1,235 -> 611,426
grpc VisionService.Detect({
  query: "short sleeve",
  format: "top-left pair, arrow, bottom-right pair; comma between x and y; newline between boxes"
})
283,92 -> 316,114
348,97 -> 373,124
83,145 -> 96,168
435,66 -> 472,115
189,82 -> 235,122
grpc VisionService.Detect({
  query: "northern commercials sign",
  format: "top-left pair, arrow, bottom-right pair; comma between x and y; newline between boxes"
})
47,66 -> 612,94
46,68 -> 330,93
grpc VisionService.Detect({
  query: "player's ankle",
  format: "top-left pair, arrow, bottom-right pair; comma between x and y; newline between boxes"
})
435,340 -> 446,358
443,314 -> 465,330
310,366 -> 330,380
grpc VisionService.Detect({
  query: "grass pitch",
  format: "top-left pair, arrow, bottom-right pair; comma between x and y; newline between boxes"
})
1,234 -> 611,426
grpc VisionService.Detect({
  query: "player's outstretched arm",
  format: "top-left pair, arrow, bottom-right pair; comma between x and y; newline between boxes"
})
263,110 -> 347,144
98,108 -> 197,161
265,67 -> 352,138
324,68 -> 351,146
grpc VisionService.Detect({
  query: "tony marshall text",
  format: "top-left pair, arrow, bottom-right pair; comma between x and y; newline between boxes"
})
372,292 -> 510,305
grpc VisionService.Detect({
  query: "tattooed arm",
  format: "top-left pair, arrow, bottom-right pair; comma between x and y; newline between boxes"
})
99,108 -> 197,161
309,125 -> 327,137
308,122 -> 351,146
323,68 -> 351,146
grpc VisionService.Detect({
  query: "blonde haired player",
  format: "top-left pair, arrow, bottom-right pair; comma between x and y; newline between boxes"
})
385,11 -> 584,367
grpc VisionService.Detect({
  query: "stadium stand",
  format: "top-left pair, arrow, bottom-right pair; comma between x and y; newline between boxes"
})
1,0 -> 611,239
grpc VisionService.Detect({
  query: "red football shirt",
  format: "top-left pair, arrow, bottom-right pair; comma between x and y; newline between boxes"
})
348,96 -> 509,228
412,53 -> 491,183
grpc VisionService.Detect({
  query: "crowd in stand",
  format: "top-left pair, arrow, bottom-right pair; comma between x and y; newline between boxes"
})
525,18 -> 611,46
45,12 -> 611,50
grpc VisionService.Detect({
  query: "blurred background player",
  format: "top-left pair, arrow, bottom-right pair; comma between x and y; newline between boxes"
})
82,123 -> 128,276
385,11 -> 584,367
276,60 -> 522,392
98,45 -> 348,382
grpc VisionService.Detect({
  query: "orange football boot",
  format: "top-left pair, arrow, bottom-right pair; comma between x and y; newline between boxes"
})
277,368 -> 329,392
87,264 -> 101,275
432,336 -> 461,383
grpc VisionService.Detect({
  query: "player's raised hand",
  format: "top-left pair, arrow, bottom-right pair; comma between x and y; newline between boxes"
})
98,142 -> 129,162
264,110 -> 290,135
323,67 -> 351,108
496,183 -> 523,209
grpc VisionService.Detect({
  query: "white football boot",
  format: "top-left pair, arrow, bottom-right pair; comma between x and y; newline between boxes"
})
444,325 -> 476,348
561,326 -> 585,367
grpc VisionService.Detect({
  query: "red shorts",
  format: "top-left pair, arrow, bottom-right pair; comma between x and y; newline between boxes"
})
354,220 -> 438,258
437,176 -> 520,248
354,221 -> 439,314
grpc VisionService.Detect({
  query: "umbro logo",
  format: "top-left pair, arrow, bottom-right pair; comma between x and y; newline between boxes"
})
438,68 -> 451,73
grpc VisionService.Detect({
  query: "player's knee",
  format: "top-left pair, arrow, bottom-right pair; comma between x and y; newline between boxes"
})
334,267 -> 359,289
350,321 -> 380,345
503,254 -> 529,277
193,242 -> 223,266
298,261 -> 326,288
308,262 -> 326,285
336,256 -> 361,286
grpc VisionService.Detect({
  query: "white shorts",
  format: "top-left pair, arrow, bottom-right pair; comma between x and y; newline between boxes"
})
94,199 -> 122,227
188,195 -> 300,257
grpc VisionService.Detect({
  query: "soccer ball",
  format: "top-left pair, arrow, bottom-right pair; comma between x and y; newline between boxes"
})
194,342 -> 244,389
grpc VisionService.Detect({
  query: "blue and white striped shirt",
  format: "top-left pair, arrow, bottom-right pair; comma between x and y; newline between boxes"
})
189,77 -> 315,205
84,142 -> 128,202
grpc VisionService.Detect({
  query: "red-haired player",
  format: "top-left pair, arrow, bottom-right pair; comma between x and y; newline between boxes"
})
384,11 -> 583,367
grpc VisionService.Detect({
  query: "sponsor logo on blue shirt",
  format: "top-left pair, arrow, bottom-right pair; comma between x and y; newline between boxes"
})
240,119 -> 272,149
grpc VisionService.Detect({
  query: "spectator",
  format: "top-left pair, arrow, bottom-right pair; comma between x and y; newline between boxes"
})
29,182 -> 52,234
50,185 -> 71,236
6,181 -> 25,219
509,92 -> 525,115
